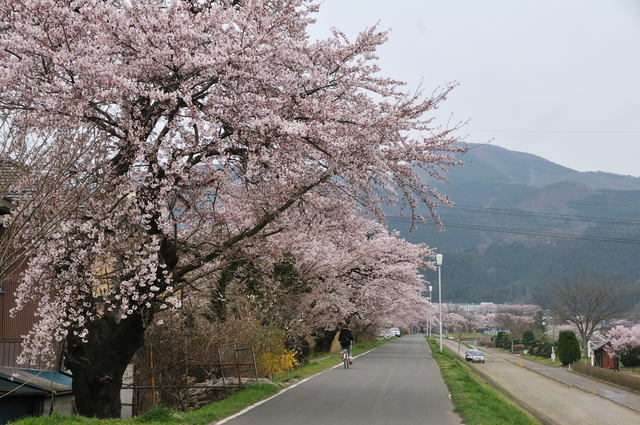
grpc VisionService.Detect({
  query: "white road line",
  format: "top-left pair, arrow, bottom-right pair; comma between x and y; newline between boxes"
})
215,346 -> 383,424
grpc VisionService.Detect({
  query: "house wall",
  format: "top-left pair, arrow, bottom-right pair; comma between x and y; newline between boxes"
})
42,394 -> 75,417
0,256 -> 36,367
595,348 -> 618,369
0,396 -> 41,425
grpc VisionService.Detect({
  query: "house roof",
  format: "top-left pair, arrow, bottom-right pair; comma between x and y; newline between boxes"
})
592,340 -> 611,352
0,367 -> 72,396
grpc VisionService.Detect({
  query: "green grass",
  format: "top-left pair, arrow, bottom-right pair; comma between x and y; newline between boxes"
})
11,338 -> 395,425
621,365 -> 640,374
518,353 -> 560,367
445,332 -> 486,340
427,338 -> 542,425
9,384 -> 279,425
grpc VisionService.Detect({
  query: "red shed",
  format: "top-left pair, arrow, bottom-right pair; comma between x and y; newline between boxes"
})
593,341 -> 619,370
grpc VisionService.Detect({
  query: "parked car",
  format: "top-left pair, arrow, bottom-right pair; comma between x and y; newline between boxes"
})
390,327 -> 401,337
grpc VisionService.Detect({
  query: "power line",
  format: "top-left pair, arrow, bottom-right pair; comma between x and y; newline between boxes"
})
446,205 -> 640,226
444,222 -> 640,246
387,216 -> 640,246
468,129 -> 640,135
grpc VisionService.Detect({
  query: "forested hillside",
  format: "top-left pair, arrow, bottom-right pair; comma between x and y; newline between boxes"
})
389,143 -> 640,304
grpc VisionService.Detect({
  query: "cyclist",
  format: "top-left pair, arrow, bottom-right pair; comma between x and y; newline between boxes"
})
338,323 -> 355,364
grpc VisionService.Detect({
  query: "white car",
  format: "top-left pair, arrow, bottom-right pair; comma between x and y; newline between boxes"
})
377,327 -> 401,339
470,350 -> 486,363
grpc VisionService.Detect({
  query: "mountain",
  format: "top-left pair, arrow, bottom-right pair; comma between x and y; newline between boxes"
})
446,143 -> 640,190
389,143 -> 640,305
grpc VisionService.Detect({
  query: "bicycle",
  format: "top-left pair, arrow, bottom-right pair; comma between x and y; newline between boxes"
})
341,342 -> 353,368
341,348 -> 350,368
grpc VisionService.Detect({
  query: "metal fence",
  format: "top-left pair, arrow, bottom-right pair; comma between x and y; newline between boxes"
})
125,343 -> 259,415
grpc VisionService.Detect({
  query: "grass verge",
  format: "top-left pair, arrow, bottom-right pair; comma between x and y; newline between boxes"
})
9,384 -> 278,425
10,338 -> 394,425
520,354 -> 560,367
427,338 -> 542,425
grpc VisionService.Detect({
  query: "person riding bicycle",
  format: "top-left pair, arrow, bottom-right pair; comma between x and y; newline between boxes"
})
338,323 -> 355,364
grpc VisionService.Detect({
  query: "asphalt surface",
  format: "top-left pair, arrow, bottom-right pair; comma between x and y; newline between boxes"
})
217,334 -> 460,425
442,339 -> 640,425
484,345 -> 640,412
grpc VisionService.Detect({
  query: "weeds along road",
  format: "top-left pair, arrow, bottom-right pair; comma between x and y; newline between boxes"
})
216,334 -> 460,425
441,339 -> 640,425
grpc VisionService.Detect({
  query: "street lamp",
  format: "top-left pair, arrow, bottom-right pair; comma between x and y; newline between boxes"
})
436,253 -> 443,353
427,284 -> 433,338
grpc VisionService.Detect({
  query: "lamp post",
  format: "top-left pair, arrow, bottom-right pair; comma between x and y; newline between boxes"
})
427,284 -> 433,338
436,253 -> 443,353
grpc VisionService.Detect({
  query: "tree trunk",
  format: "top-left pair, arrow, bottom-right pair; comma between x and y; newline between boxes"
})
582,336 -> 590,358
64,314 -> 145,418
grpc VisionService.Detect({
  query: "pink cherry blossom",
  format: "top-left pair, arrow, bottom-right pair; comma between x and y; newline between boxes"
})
606,325 -> 640,357
0,1 -> 463,416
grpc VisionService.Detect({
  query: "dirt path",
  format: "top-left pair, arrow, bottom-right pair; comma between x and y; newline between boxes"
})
441,339 -> 640,425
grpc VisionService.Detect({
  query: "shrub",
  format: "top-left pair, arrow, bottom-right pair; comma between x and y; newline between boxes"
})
573,361 -> 640,392
521,330 -> 535,348
258,349 -> 299,378
620,346 -> 640,367
253,326 -> 299,378
530,340 -> 553,358
495,332 -> 511,349
557,330 -> 581,365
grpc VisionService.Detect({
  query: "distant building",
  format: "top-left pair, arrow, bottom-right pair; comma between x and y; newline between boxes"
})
592,341 -> 619,370
446,302 -> 497,315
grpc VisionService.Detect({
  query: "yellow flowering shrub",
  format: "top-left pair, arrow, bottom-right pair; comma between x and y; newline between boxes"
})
258,348 -> 299,378
253,325 -> 299,378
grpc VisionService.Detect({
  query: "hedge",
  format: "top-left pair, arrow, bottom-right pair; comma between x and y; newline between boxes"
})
572,361 -> 640,392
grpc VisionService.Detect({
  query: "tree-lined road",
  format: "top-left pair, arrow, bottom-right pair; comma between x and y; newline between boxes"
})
217,335 -> 460,425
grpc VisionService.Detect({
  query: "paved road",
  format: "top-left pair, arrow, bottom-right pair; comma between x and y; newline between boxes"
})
484,346 -> 640,412
442,339 -> 640,425
217,335 -> 460,425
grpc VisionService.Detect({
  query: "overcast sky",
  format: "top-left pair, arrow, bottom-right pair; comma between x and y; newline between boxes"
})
309,0 -> 640,177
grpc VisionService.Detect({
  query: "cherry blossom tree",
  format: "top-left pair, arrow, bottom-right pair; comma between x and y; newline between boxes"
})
606,325 -> 640,362
1,0 -> 461,417
494,312 -> 535,337
468,312 -> 496,332
441,312 -> 468,333
0,122 -> 104,283
197,198 -> 433,341
496,304 -> 541,316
